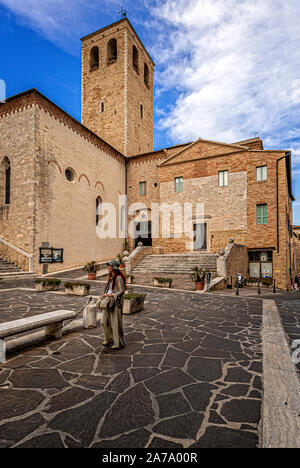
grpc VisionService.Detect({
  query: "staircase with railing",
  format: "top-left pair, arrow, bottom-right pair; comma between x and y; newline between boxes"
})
0,237 -> 35,277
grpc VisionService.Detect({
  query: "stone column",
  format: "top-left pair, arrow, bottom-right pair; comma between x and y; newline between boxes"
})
45,323 -> 63,339
123,250 -> 130,274
217,249 -> 226,278
83,301 -> 97,329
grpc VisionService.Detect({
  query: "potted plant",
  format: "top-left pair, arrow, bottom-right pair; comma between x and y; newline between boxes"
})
117,253 -> 125,269
83,261 -> 101,280
153,277 -> 173,288
35,278 -> 61,292
247,278 -> 258,287
262,278 -> 273,288
190,267 -> 207,291
123,292 -> 146,315
126,274 -> 135,285
65,282 -> 91,296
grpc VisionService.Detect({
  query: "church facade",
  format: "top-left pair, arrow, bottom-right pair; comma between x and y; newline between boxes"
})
0,18 -> 297,290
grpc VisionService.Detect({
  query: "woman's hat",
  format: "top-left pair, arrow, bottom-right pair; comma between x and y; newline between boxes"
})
107,260 -> 120,270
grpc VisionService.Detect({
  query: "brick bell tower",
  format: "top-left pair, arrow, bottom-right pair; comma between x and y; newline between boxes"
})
81,18 -> 154,156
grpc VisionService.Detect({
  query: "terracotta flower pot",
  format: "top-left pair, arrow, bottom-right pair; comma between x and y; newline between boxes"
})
195,282 -> 205,291
88,273 -> 97,281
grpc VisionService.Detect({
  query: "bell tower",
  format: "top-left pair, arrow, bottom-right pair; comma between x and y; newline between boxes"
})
81,18 -> 154,156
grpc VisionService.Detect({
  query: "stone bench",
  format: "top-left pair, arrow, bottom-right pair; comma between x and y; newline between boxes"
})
0,310 -> 77,341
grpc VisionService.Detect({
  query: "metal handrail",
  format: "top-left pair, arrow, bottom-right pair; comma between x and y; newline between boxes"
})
0,237 -> 34,272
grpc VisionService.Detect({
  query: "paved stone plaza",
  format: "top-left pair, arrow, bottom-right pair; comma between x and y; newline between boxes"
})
275,296 -> 300,378
0,275 -> 299,448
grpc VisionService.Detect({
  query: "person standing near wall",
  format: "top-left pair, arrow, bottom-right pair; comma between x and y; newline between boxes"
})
100,260 -> 126,350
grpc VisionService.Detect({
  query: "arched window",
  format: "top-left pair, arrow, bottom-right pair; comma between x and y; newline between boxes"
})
133,45 -> 139,73
96,196 -> 102,226
144,63 -> 150,88
90,46 -> 99,70
120,205 -> 125,232
0,157 -> 11,205
140,104 -> 143,119
107,38 -> 117,63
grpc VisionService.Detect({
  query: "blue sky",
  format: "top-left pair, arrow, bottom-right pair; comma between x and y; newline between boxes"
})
1,0 -> 300,222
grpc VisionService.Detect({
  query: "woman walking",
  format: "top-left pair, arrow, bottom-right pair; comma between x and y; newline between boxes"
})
100,260 -> 126,350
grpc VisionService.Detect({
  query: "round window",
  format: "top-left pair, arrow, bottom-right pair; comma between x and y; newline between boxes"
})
65,168 -> 76,182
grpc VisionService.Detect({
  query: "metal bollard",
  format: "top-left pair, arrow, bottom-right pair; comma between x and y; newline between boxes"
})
207,272 -> 211,292
273,279 -> 276,294
236,281 -> 239,296
258,280 -> 261,295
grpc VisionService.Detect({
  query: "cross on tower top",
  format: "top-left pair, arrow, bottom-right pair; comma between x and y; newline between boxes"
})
118,6 -> 127,19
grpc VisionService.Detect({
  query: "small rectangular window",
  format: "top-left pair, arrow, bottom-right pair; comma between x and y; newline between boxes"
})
256,166 -> 267,181
175,177 -> 183,193
139,182 -> 147,196
218,170 -> 228,187
256,204 -> 268,225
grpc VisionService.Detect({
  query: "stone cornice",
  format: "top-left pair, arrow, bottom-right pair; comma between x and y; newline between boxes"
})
0,89 -> 126,165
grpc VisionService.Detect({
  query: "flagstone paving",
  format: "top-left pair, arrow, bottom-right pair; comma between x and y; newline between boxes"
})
275,295 -> 300,379
0,277 -> 265,449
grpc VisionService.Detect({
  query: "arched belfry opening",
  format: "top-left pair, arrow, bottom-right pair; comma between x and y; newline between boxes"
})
81,19 -> 154,156
0,157 -> 11,205
133,45 -> 139,73
144,63 -> 150,88
107,38 -> 118,63
90,46 -> 99,70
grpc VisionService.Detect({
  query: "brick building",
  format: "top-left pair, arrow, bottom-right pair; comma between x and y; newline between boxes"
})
292,226 -> 300,278
0,18 -> 297,290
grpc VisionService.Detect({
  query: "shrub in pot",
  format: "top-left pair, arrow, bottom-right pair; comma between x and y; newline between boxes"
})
262,278 -> 273,288
83,261 -> 101,280
35,278 -> 61,292
123,292 -> 146,315
247,278 -> 258,287
65,282 -> 91,296
117,253 -> 125,269
153,277 -> 173,288
123,240 -> 130,254
190,267 -> 207,291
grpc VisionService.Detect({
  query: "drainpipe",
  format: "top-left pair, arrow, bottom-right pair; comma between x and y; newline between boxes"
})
276,153 -> 289,253
276,152 -> 292,289
125,158 -> 128,197
125,157 -> 128,243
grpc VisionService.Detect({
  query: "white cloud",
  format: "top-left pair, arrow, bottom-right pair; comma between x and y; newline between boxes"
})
0,0 -> 119,52
291,80 -> 300,105
2,0 -> 300,166
147,0 -> 300,149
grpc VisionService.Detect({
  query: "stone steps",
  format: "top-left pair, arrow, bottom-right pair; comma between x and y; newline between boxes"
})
0,256 -> 35,278
133,253 -> 218,275
0,268 -> 22,272
0,272 -> 37,279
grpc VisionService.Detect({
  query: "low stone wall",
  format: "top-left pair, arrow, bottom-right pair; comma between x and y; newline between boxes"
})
217,241 -> 248,284
125,246 -> 153,274
227,244 -> 248,280
0,243 -> 30,272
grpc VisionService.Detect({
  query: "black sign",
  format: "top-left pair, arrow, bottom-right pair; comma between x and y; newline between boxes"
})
39,248 -> 63,264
